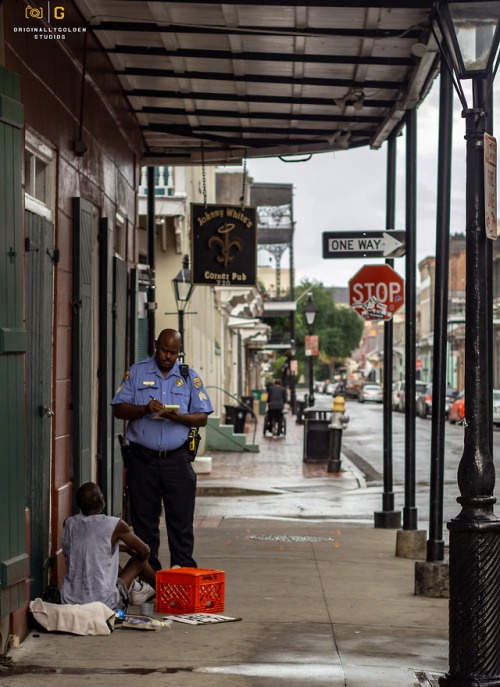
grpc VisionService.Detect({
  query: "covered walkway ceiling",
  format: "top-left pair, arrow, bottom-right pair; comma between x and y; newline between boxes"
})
75,1 -> 439,165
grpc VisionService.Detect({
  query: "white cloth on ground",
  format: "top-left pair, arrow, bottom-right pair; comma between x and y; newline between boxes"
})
29,599 -> 116,635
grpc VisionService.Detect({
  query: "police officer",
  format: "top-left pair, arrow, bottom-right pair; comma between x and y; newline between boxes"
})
112,328 -> 213,571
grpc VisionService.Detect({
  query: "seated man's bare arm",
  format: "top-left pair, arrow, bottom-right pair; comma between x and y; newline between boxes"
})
112,520 -> 150,561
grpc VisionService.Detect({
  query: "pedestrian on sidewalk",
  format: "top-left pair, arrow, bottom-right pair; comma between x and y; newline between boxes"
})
112,328 -> 213,572
61,482 -> 157,609
267,378 -> 287,436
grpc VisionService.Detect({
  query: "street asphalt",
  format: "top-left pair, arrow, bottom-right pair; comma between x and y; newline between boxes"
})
3,406 -> 449,687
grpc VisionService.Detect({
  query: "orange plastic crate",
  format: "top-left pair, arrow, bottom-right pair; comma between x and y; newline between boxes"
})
155,568 -> 225,615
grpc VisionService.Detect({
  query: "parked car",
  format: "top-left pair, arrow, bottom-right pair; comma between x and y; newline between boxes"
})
346,379 -> 363,398
358,383 -> 383,403
392,380 -> 405,411
415,383 -> 432,418
415,384 -> 459,419
392,380 -> 428,412
448,391 -> 465,424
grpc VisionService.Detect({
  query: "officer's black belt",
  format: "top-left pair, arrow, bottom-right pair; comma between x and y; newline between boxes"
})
130,442 -> 184,460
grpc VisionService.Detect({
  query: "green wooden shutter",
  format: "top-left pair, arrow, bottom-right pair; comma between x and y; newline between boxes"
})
112,256 -> 128,517
25,211 -> 54,600
0,66 -> 29,617
99,218 -> 113,510
129,267 -> 149,365
72,198 -> 93,490
129,268 -> 138,365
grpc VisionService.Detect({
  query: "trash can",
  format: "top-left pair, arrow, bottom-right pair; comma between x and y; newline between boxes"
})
241,395 -> 254,414
303,408 -> 330,462
259,392 -> 268,416
296,399 -> 307,425
224,404 -> 235,425
233,406 -> 249,433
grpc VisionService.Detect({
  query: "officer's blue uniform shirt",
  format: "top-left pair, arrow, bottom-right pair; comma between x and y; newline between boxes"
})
111,358 -> 214,451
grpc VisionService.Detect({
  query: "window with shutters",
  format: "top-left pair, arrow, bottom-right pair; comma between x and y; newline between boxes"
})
24,131 -> 55,221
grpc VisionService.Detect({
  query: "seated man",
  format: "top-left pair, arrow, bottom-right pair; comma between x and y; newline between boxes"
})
267,379 -> 287,436
61,482 -> 157,610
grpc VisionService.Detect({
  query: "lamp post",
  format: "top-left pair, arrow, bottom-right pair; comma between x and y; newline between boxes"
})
432,2 -> 500,684
303,292 -> 318,407
171,254 -> 195,362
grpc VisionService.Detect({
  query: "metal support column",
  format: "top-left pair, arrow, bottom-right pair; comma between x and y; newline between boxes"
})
289,219 -> 297,415
375,134 -> 401,529
440,76 -> 500,687
427,65 -> 453,563
404,108 -> 418,532
147,166 -> 156,356
396,109 -> 426,560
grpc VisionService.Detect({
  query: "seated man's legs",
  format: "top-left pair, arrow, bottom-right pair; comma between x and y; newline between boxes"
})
119,551 -> 156,591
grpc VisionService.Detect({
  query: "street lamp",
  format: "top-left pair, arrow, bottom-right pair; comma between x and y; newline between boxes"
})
171,254 -> 195,361
432,2 -> 500,685
303,292 -> 318,407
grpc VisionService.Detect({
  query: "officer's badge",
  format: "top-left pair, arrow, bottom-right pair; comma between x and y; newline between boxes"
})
123,370 -> 130,382
176,379 -> 184,387
194,377 -> 202,389
199,391 -> 207,401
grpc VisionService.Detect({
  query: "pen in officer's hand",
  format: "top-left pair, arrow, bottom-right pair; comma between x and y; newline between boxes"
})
151,395 -> 166,409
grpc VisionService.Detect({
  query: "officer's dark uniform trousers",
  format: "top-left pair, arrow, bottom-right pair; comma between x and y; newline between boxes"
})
127,443 -> 197,571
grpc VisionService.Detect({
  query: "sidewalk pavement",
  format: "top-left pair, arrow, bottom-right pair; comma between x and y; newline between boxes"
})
4,412 -> 448,687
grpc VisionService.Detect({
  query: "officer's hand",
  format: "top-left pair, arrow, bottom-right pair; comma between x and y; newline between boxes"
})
146,399 -> 165,414
158,408 -> 182,422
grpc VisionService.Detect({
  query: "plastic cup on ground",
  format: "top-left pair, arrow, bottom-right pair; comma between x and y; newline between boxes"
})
140,602 -> 154,616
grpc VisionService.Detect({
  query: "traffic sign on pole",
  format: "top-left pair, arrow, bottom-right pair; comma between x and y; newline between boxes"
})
348,264 -> 405,321
322,230 -> 406,259
484,133 -> 497,239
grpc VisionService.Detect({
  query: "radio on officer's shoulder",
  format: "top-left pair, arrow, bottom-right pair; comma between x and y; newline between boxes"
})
180,362 -> 201,460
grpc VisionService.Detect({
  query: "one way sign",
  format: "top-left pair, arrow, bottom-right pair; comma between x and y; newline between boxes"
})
322,230 -> 406,259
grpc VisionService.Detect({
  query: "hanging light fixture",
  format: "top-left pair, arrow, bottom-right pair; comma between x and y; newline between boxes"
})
172,254 -> 195,308
434,0 -> 500,78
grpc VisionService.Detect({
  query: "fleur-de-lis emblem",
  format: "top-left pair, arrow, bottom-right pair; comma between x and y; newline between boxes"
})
208,222 -> 243,268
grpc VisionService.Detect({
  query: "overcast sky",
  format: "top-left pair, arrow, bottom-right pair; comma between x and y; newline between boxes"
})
247,74 -> 500,290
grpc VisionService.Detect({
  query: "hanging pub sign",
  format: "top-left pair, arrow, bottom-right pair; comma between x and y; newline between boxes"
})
191,203 -> 257,287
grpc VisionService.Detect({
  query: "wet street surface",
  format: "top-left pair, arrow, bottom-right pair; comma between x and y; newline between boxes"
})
195,396 -> 500,534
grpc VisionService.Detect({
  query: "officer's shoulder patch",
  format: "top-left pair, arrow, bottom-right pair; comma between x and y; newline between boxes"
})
122,370 -> 130,382
193,377 -> 202,389
199,391 -> 207,401
116,384 -> 124,394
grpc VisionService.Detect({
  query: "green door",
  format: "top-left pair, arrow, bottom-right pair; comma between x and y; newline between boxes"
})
100,218 -> 113,511
25,211 -> 55,599
112,256 -> 128,517
0,66 -> 29,616
72,198 -> 94,490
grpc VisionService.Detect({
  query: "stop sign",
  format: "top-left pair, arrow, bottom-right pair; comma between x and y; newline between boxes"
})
349,264 -> 404,321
